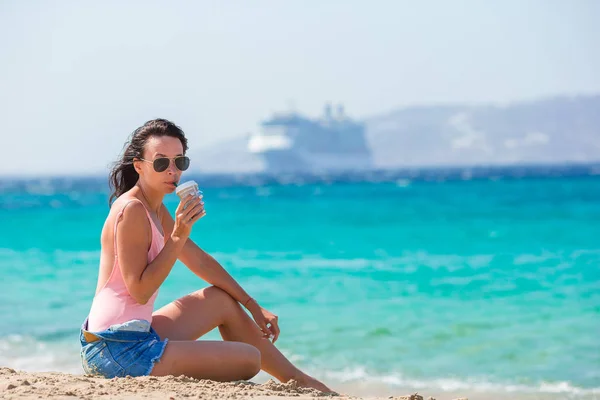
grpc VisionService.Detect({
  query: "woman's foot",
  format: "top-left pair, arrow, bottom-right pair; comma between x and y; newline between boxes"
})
293,372 -> 336,394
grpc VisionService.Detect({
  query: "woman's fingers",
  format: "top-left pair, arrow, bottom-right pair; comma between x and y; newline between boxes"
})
175,194 -> 193,215
189,206 -> 206,223
189,210 -> 206,224
268,319 -> 280,343
183,196 -> 203,216
258,319 -> 278,342
176,194 -> 196,221
186,204 -> 205,221
259,322 -> 270,337
252,313 -> 270,336
183,197 -> 205,221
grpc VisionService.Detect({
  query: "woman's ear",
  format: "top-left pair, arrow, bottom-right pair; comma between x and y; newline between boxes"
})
133,158 -> 143,174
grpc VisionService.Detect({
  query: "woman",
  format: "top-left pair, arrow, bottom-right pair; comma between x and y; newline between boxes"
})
80,119 -> 332,393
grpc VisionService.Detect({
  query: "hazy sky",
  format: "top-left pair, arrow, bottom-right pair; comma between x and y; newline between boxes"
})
1,0 -> 599,176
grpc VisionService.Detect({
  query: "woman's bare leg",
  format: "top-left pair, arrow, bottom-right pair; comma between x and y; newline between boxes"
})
151,286 -> 332,392
150,340 -> 261,381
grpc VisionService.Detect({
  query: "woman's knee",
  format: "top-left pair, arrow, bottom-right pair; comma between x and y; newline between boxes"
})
200,286 -> 238,310
197,286 -> 234,302
189,286 -> 240,326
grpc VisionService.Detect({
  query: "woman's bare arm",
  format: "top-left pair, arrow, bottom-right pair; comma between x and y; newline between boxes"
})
117,201 -> 186,304
159,204 -> 252,305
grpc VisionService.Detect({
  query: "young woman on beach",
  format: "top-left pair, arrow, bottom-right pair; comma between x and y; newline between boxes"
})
80,119 -> 332,393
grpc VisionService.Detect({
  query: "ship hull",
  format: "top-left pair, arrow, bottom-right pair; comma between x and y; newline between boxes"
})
259,149 -> 373,173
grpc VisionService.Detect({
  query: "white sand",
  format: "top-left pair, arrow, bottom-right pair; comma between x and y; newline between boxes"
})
0,367 -> 463,400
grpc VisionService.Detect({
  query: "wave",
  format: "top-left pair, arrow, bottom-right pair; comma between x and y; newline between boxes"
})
1,337 -> 596,397
320,366 -> 600,397
208,248 -> 597,275
0,335 -> 82,374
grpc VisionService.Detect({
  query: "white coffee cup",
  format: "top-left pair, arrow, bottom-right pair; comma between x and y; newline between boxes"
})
175,180 -> 203,212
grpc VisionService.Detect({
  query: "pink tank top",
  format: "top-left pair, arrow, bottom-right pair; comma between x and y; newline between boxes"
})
87,198 -> 165,332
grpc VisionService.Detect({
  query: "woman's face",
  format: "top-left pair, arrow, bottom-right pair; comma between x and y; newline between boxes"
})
135,135 -> 186,194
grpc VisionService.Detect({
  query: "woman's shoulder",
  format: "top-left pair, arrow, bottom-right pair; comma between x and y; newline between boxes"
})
101,197 -> 152,249
110,196 -> 146,218
108,197 -> 152,239
101,197 -> 146,244
104,196 -> 147,228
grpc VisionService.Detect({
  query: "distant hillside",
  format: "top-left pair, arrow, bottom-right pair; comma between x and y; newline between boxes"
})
189,95 -> 600,172
365,95 -> 600,168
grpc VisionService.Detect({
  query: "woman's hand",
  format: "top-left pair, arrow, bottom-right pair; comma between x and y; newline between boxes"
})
246,299 -> 280,343
171,194 -> 205,242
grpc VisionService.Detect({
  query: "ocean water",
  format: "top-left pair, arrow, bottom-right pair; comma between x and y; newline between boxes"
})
1,166 -> 599,398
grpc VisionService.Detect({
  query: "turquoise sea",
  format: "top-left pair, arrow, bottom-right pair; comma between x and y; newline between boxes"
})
1,165 -> 599,398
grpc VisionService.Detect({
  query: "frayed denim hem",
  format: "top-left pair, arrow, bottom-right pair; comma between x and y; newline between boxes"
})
145,338 -> 169,376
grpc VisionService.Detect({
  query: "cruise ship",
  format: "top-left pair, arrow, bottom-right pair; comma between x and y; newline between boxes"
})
247,104 -> 373,173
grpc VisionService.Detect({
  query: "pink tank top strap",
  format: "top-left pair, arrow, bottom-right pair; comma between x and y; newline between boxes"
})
112,198 -> 156,259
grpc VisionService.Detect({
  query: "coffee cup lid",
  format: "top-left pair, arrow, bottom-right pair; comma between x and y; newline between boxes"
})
175,180 -> 198,195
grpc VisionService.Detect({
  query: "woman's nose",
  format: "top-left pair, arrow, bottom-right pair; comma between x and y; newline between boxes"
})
166,160 -> 178,174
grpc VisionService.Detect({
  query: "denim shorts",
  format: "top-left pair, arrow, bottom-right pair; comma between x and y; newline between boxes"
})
80,319 -> 169,378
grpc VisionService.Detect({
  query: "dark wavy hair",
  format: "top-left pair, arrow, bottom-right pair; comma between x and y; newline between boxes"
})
108,119 -> 188,206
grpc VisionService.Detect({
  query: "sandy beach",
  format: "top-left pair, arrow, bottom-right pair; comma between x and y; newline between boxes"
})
0,366 -> 467,400
3,366 -> 598,400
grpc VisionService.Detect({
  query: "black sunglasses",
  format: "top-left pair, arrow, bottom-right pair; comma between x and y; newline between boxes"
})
139,156 -> 190,172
